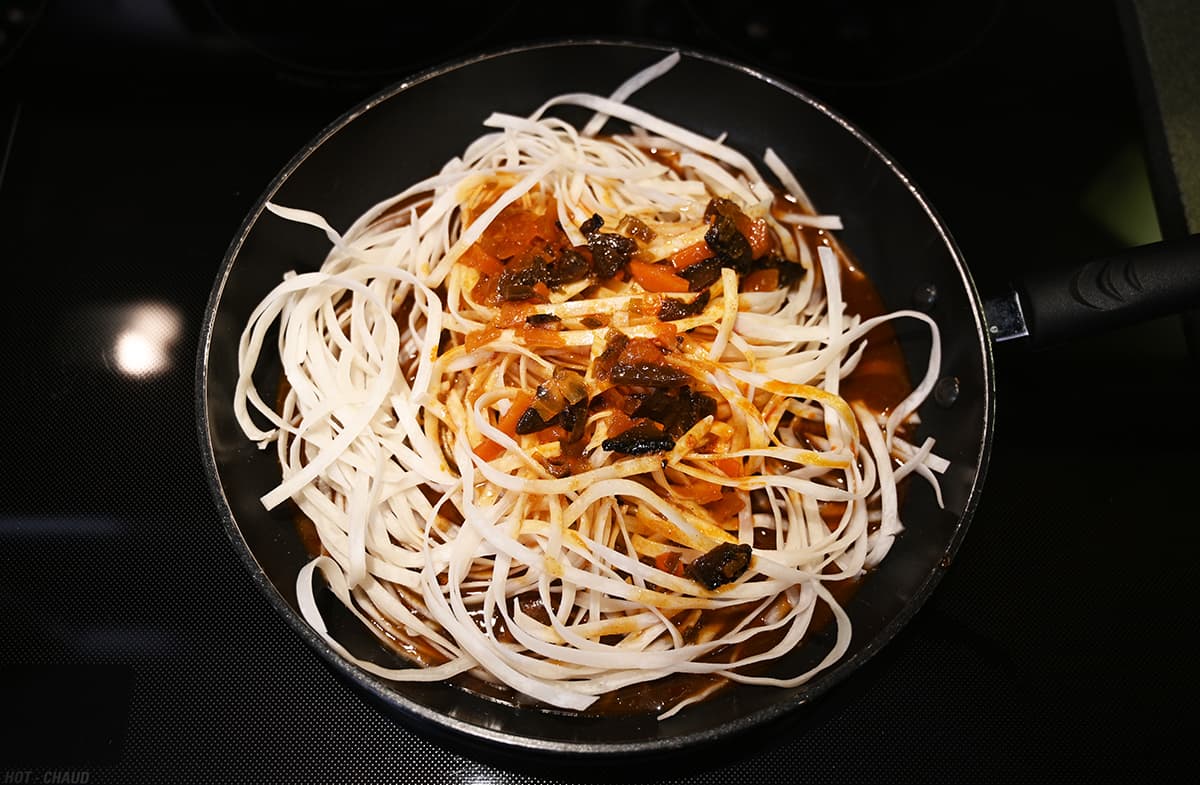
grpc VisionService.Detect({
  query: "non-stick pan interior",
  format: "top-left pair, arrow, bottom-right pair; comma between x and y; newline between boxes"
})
198,40 -> 994,757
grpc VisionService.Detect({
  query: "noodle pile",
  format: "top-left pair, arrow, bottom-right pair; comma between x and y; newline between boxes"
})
233,53 -> 947,718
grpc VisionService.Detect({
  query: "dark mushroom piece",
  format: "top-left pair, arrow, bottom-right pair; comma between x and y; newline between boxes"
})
608,362 -> 691,388
658,289 -> 710,321
601,421 -> 675,455
631,386 -> 717,439
515,368 -> 589,435
580,212 -> 638,279
685,543 -> 753,589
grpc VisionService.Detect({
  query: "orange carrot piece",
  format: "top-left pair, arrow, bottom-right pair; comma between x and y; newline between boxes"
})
495,301 -> 534,327
464,325 -> 502,352
459,244 -> 504,275
654,551 -> 685,577
628,260 -> 690,293
742,217 -> 771,259
474,390 -> 533,461
705,490 -> 745,522
715,457 -> 743,478
669,240 -> 715,270
677,480 -> 724,505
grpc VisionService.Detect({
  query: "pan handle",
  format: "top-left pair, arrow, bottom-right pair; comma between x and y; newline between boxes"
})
991,233 -> 1200,348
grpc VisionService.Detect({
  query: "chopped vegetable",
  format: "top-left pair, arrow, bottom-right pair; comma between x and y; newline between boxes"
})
669,240 -> 715,270
658,290 -> 710,321
677,255 -> 724,291
703,211 -> 752,272
632,386 -> 716,438
685,543 -> 753,589
588,231 -> 637,280
629,259 -> 690,293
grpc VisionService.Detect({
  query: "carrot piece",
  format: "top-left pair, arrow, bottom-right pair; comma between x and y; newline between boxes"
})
677,480 -> 724,505
459,244 -> 505,275
495,302 -> 534,327
464,325 -> 502,352
669,240 -> 715,270
741,217 -> 771,259
655,551 -> 686,577
628,260 -> 690,293
618,336 -> 667,366
649,321 -> 677,348
715,457 -> 744,478
518,324 -> 566,349
479,198 -> 562,260
474,390 -> 534,461
705,490 -> 745,522
606,410 -> 636,438
538,425 -> 569,444
473,438 -> 505,462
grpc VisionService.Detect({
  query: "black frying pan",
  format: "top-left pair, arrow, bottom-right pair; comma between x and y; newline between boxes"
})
195,39 -> 1197,766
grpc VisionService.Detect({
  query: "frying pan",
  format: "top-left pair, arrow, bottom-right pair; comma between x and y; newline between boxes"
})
195,40 -> 1198,766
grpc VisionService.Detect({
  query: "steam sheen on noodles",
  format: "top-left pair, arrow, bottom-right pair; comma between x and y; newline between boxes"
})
233,53 -> 947,718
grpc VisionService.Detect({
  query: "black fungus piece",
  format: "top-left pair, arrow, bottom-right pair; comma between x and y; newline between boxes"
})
588,232 -> 637,280
749,251 -> 806,289
632,386 -> 717,439
601,421 -> 675,455
496,257 -> 548,301
609,362 -> 691,388
560,397 -> 589,444
631,389 -> 675,426
677,255 -> 724,292
524,313 -> 562,327
657,289 -> 711,321
676,387 -> 717,435
703,197 -> 742,223
704,213 -> 753,272
703,198 -> 752,237
593,331 -> 630,382
580,213 -> 604,237
542,247 -> 592,287
685,543 -> 753,589
497,248 -> 592,301
542,455 -> 573,478
516,405 -> 557,435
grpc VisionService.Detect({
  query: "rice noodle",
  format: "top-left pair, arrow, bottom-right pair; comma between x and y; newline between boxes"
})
233,52 -> 946,718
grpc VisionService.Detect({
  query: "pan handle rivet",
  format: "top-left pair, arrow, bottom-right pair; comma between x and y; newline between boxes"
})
912,283 -> 938,311
933,376 -> 960,407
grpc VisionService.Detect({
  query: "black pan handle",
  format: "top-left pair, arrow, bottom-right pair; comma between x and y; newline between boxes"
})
1007,233 -> 1200,348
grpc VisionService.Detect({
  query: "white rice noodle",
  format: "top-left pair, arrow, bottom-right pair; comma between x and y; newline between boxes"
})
231,52 -> 948,717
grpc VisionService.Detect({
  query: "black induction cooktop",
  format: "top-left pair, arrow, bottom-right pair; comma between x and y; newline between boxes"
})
1,1 -> 1196,783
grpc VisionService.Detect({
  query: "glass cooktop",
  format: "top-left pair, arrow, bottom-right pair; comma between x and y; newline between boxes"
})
1,1 -> 1195,782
